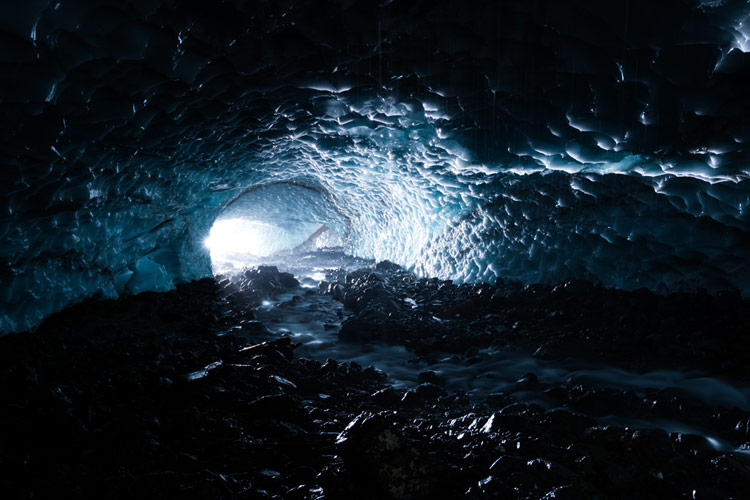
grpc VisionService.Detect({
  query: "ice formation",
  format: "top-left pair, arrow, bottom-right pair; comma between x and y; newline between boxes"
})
206,182 -> 348,272
1,0 -> 749,332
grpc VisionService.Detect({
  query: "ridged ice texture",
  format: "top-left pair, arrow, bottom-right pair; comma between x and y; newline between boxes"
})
1,0 -> 749,332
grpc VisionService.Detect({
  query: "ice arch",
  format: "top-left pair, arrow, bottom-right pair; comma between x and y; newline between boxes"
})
205,182 -> 350,272
2,0 -> 750,332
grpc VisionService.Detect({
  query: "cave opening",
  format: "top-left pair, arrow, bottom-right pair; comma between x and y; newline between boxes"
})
205,181 -> 350,276
204,218 -> 344,274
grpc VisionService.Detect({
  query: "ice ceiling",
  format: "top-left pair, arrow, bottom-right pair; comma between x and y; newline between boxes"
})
1,0 -> 750,332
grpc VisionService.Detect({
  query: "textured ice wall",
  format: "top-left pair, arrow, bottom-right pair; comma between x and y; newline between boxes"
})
1,0 -> 750,332
417,172 -> 750,292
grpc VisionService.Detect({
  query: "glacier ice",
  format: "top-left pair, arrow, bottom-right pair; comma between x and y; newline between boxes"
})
1,0 -> 750,332
206,181 -> 347,263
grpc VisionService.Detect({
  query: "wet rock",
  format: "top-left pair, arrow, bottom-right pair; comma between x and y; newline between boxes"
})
375,260 -> 402,272
320,358 -> 338,374
472,474 -> 515,497
540,409 -> 596,444
239,337 -> 296,362
627,428 -> 675,462
489,455 -> 525,475
417,370 -> 445,386
336,412 -> 453,499
734,417 -> 750,441
710,454 -> 750,489
541,484 -> 586,499
439,295 -> 482,318
250,394 -> 304,422
415,382 -> 447,401
227,266 -> 301,301
400,389 -> 421,408
3,263 -> 750,499
569,385 -> 641,416
600,461 -> 634,490
514,372 -> 539,390
370,387 -> 402,408
525,458 -> 575,488
672,433 -> 715,456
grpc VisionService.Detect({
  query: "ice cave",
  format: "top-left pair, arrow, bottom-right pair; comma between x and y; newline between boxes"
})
1,1 -> 750,498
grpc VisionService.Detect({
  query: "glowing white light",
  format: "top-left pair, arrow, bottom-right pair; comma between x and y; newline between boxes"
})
205,217 -> 337,274
204,218 -> 282,258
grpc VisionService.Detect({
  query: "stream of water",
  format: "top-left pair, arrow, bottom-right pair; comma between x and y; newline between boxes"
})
215,253 -> 750,454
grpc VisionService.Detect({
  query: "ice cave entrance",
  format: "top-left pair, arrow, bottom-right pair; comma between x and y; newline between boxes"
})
205,218 -> 344,275
205,182 -> 349,275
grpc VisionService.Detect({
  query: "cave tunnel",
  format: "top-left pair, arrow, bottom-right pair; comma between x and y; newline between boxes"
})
205,182 -> 349,273
2,1 -> 750,498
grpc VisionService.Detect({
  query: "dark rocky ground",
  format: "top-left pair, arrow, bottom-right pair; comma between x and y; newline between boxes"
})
2,262 -> 750,499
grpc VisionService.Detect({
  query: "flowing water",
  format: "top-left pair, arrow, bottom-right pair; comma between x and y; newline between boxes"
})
220,253 -> 750,454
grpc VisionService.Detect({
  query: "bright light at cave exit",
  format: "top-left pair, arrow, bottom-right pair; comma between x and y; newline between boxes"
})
204,218 -> 280,260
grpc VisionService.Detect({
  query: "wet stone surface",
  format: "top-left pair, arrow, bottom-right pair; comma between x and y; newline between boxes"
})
321,263 -> 750,378
1,263 -> 750,499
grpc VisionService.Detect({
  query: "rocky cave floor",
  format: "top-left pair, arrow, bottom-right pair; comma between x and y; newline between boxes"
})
2,259 -> 750,499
